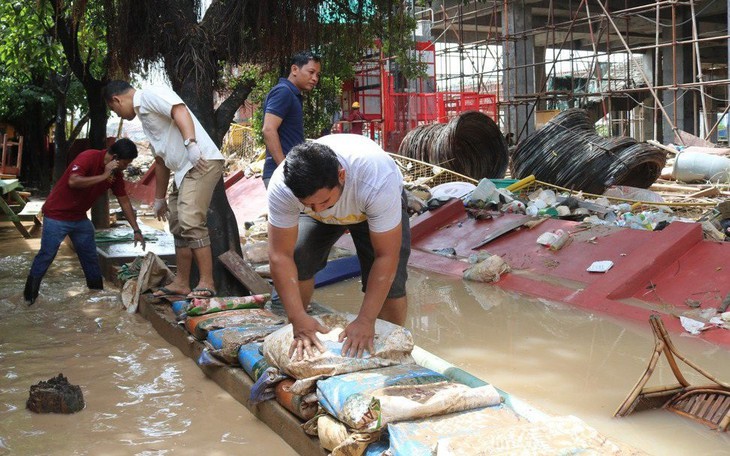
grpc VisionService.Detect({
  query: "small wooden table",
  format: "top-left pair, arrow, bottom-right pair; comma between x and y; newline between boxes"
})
0,179 -> 42,238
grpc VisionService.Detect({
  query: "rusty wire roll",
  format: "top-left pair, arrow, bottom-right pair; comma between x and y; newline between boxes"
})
511,108 -> 666,194
398,111 -> 509,180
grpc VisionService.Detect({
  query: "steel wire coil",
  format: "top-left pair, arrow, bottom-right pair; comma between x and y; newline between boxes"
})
511,108 -> 666,194
397,111 -> 509,180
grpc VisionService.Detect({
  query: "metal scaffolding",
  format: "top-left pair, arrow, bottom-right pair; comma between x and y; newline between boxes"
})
419,0 -> 730,145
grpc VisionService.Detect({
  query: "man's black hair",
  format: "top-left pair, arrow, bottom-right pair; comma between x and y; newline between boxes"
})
283,142 -> 340,199
109,138 -> 138,160
290,51 -> 321,69
102,80 -> 133,102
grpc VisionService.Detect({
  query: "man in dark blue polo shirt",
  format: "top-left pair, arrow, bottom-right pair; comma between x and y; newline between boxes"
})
261,51 -> 321,188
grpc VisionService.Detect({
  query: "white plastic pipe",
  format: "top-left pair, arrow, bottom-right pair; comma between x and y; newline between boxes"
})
672,151 -> 730,183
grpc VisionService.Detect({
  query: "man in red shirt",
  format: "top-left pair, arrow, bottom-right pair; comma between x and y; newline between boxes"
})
23,138 -> 145,305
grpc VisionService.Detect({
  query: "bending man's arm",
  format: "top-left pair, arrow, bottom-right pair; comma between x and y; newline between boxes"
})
116,195 -> 145,249
268,222 -> 329,359
153,156 -> 171,199
67,159 -> 118,189
170,104 -> 197,143
262,113 -> 286,165
339,223 -> 401,358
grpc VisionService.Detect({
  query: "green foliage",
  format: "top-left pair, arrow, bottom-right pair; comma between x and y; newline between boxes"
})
0,78 -> 55,127
0,1 -> 63,81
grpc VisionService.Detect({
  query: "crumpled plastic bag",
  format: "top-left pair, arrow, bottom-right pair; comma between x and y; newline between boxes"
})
462,254 -> 510,283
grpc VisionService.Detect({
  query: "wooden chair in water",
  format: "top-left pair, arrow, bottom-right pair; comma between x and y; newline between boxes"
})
614,314 -> 730,431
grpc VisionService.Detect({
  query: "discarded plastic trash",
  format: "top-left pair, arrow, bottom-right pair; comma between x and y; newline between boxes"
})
680,315 -> 706,335
536,230 -> 570,251
501,200 -> 525,214
466,178 -> 498,205
587,260 -> 613,273
526,206 -> 559,217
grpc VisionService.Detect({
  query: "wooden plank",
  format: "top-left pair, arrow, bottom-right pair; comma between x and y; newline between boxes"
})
18,200 -> 43,226
18,200 -> 44,217
471,216 -> 532,250
0,179 -> 20,194
218,249 -> 272,295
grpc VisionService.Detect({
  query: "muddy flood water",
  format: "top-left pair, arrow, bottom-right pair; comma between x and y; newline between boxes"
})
1,223 -> 730,455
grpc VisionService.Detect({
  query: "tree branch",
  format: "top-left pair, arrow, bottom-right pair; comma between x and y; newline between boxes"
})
213,78 -> 256,145
68,113 -> 90,144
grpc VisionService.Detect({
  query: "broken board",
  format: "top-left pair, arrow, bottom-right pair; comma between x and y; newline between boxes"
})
471,215 -> 532,250
218,250 -> 272,295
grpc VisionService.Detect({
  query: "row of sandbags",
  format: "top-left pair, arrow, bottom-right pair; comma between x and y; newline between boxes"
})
169,300 -> 639,455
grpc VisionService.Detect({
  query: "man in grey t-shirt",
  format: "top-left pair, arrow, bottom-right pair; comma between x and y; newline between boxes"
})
267,134 -> 411,359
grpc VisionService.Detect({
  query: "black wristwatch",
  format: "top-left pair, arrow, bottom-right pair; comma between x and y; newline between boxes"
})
133,229 -> 142,235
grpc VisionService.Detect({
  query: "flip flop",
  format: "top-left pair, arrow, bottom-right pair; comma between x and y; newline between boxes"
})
187,287 -> 216,299
152,286 -> 190,299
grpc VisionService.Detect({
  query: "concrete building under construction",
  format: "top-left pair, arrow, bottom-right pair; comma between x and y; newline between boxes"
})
390,0 -> 730,147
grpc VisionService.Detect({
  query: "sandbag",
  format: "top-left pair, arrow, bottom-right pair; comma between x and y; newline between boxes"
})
317,414 -> 383,456
387,407 -> 524,456
185,294 -> 270,317
275,378 -> 318,421
435,415 -> 645,456
206,324 -> 284,364
263,313 -> 414,395
237,343 -> 270,382
318,364 -> 447,428
322,380 -> 502,431
185,308 -> 284,340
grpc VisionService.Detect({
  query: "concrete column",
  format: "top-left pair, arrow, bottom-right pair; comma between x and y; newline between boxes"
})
502,2 -> 535,142
640,50 -> 655,141
534,46 -> 547,111
661,7 -> 695,143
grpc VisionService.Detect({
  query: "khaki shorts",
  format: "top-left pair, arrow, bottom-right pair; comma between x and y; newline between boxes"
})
168,160 -> 224,249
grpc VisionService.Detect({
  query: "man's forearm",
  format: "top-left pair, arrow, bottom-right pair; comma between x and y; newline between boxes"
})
154,163 -> 171,198
68,173 -> 110,189
262,132 -> 286,165
117,197 -> 140,231
270,254 -> 307,320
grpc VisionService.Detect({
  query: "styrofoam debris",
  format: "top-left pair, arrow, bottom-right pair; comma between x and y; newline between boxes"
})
586,260 -> 613,273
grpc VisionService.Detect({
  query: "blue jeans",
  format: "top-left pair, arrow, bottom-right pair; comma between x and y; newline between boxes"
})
29,217 -> 102,282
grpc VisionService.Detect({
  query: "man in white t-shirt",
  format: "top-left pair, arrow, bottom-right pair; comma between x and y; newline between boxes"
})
268,134 -> 411,359
104,80 -> 225,299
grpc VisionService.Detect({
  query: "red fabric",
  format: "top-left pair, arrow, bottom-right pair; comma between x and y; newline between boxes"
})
43,149 -> 127,221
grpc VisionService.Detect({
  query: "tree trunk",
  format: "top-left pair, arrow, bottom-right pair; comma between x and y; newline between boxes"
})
86,82 -> 110,228
18,104 -> 51,193
52,88 -> 69,185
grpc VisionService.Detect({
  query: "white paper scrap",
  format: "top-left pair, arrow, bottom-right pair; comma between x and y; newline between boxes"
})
586,260 -> 613,273
680,315 -> 705,335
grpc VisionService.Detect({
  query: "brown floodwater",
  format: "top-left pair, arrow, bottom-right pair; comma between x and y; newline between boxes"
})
0,228 -> 296,456
318,272 -> 730,456
2,222 -> 730,456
